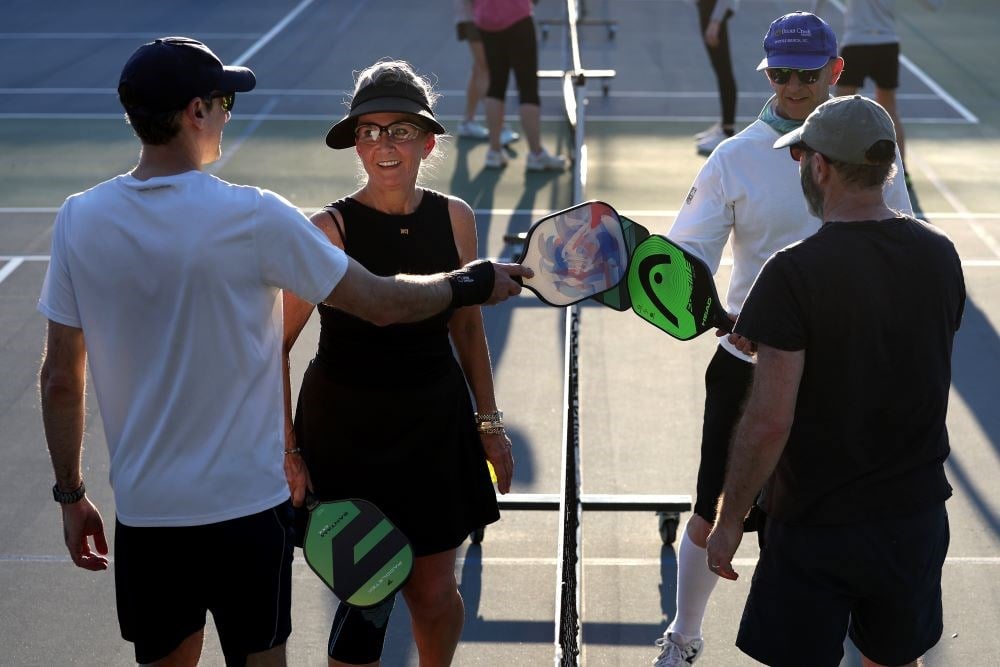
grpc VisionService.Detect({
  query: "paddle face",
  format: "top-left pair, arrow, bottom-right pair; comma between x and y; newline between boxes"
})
589,215 -> 651,311
303,497 -> 413,608
627,235 -> 732,340
517,201 -> 630,306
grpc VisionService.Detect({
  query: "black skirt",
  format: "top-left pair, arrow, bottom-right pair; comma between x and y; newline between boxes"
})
294,357 -> 500,556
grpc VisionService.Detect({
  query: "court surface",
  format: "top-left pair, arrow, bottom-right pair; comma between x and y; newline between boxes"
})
1,1 -> 998,665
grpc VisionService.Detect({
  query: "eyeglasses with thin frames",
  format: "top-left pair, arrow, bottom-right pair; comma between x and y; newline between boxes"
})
354,121 -> 425,145
765,67 -> 824,85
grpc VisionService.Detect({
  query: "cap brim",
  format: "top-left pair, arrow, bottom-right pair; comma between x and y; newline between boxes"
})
325,97 -> 446,149
773,126 -> 806,150
757,54 -> 833,71
219,66 -> 256,93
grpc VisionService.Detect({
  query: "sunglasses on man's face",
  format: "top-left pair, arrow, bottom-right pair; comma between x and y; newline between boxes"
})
765,67 -> 824,85
354,121 -> 425,145
210,92 -> 235,112
788,142 -> 813,162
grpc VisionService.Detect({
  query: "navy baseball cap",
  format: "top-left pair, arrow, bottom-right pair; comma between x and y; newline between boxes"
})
118,36 -> 256,115
757,12 -> 838,71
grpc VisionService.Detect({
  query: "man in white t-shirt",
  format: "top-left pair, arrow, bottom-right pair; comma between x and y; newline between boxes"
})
37,36 -> 528,666
651,13 -> 912,667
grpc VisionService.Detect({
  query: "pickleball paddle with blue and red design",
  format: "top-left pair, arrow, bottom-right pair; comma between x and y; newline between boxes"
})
513,200 -> 632,306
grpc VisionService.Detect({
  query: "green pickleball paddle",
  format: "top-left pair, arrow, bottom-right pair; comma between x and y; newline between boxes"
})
626,235 -> 732,340
302,495 -> 413,608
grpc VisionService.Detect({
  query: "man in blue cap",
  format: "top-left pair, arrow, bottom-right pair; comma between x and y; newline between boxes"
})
651,12 -> 913,666
38,36 -> 528,666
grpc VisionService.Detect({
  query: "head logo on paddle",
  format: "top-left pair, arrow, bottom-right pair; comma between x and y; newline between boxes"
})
302,495 -> 413,608
626,235 -> 732,340
516,201 -> 630,306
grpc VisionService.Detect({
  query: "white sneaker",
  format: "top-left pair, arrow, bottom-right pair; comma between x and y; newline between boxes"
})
652,631 -> 704,666
693,123 -> 721,140
500,126 -> 520,145
695,126 -> 732,156
456,120 -> 490,139
526,148 -> 566,172
485,149 -> 508,169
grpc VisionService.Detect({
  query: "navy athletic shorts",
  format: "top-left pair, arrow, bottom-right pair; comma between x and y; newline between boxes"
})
737,503 -> 949,666
115,500 -> 295,665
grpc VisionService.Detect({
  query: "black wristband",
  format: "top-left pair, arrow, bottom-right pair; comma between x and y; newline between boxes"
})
447,260 -> 495,309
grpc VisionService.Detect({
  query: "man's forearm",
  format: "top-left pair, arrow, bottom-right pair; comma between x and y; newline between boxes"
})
716,416 -> 786,526
715,345 -> 802,526
40,366 -> 86,490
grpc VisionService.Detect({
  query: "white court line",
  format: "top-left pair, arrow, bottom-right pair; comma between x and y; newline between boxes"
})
4,208 -> 1000,222
910,155 -> 1000,260
231,0 -> 316,66
208,98 -> 280,173
0,87 -> 946,102
3,554 -> 999,566
0,33 -> 259,40
823,0 -> 978,123
0,257 -> 24,284
0,111 -> 973,125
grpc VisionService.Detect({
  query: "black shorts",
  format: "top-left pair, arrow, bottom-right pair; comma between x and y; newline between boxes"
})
115,500 -> 295,665
456,20 -> 481,42
693,346 -> 754,523
838,43 -> 900,89
480,16 -> 541,105
737,503 -> 949,666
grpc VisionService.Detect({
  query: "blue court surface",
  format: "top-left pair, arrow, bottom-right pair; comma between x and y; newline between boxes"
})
1,1 -> 998,665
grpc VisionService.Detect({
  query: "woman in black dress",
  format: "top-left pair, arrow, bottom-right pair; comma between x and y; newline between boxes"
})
282,59 -> 513,666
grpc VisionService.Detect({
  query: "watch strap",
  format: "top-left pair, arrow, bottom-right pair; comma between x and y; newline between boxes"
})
52,481 -> 86,504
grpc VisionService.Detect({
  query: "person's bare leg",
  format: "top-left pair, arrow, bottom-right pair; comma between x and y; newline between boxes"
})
402,549 -> 464,667
145,628 -> 204,667
485,97 -> 505,152
874,86 -> 905,163
519,102 -> 543,154
862,655 -> 922,667
464,41 -> 489,123
246,643 -> 287,667
329,658 -> 377,667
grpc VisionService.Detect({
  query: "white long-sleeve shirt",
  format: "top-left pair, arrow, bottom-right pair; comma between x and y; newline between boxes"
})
669,118 -> 913,361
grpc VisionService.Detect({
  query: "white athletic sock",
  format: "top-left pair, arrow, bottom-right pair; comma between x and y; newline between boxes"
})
666,528 -> 718,640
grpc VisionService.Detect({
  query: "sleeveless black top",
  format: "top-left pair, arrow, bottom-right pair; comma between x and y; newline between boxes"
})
315,190 -> 459,385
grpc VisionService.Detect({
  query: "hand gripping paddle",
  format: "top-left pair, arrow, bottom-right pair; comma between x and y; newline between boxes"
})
515,200 -> 631,306
626,234 -> 732,340
302,494 -> 413,608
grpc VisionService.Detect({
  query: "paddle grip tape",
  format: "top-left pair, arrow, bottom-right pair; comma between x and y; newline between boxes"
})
446,260 -> 495,308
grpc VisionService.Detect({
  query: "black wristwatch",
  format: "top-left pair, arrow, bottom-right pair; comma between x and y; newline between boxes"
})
52,481 -> 86,504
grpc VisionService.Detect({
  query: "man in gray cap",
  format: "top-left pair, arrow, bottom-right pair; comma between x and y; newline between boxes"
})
706,95 -> 964,666
38,36 -> 528,666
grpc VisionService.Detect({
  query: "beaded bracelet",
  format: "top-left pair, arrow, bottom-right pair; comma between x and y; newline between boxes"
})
283,448 -> 301,456
474,410 -> 503,423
